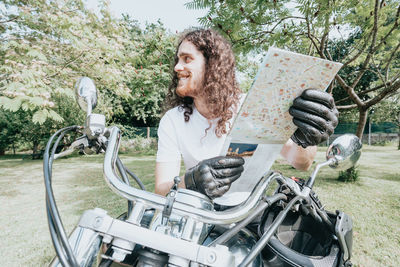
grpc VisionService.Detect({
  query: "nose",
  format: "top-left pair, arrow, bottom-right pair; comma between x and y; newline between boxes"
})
174,62 -> 184,72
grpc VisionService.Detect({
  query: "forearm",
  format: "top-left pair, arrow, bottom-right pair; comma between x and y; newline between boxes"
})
280,139 -> 317,171
155,175 -> 185,196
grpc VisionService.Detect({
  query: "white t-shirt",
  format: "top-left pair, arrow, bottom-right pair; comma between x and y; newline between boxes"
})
156,105 -> 230,170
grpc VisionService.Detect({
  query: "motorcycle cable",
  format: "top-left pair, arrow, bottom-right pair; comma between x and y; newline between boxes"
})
209,193 -> 287,247
99,143 -> 146,191
124,165 -> 146,190
44,125 -> 81,267
101,141 -> 146,217
115,156 -> 134,216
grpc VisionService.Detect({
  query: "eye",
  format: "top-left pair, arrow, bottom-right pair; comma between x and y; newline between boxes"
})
184,56 -> 192,63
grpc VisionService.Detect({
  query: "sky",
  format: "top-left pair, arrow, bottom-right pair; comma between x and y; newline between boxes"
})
85,0 -> 208,32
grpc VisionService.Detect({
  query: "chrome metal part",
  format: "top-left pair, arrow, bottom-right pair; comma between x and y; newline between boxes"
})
111,201 -> 146,262
149,190 -> 213,244
75,77 -> 98,114
205,226 -> 262,267
103,126 -> 282,225
326,134 -> 362,170
49,226 -> 102,267
175,189 -> 214,211
84,113 -> 105,140
127,201 -> 146,225
305,159 -> 334,189
168,255 -> 190,266
77,209 -> 235,267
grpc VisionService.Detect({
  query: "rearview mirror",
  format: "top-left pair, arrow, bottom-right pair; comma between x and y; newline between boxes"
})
326,134 -> 362,170
75,77 -> 98,115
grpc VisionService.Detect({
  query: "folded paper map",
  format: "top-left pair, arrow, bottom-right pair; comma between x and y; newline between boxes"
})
215,47 -> 343,206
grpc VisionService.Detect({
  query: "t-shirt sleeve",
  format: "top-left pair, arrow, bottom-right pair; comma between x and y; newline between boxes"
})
156,112 -> 181,163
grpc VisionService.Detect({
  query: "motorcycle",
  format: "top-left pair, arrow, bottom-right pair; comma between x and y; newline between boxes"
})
44,77 -> 360,267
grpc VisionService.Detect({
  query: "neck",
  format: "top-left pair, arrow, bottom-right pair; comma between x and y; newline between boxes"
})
193,96 -> 213,119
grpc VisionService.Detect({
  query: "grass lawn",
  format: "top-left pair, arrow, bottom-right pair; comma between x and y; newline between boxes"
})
0,145 -> 399,266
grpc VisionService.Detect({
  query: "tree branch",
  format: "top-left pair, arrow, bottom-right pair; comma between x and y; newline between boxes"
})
335,74 -> 364,107
47,50 -> 87,79
370,3 -> 400,55
350,0 -> 380,89
0,16 -> 19,24
365,79 -> 400,107
305,16 -> 323,58
335,74 -> 400,104
319,7 -> 331,60
337,103 -> 358,110
384,41 -> 400,80
233,16 -> 306,44
342,31 -> 372,67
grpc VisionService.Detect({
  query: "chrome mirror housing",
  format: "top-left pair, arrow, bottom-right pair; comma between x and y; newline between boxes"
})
326,134 -> 362,170
75,77 -> 98,115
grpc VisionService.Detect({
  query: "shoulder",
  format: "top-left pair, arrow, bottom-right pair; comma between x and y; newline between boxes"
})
159,106 -> 186,128
160,106 -> 184,124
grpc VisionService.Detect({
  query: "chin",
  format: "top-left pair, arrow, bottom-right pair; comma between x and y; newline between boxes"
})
176,87 -> 192,98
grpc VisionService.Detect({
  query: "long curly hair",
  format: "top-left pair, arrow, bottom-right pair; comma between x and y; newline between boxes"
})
164,28 -> 241,137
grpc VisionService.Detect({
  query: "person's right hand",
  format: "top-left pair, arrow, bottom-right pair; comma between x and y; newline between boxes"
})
184,156 -> 245,199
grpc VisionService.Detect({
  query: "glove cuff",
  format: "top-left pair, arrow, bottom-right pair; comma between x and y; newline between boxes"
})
184,169 -> 197,191
291,130 -> 309,148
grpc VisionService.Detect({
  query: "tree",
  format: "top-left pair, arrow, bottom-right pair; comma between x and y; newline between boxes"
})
113,17 -> 177,127
0,0 -> 134,124
186,0 -> 400,139
0,0 -> 176,152
0,109 -> 22,155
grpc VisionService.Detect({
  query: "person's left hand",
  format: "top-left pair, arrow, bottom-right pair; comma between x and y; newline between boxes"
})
289,89 -> 339,148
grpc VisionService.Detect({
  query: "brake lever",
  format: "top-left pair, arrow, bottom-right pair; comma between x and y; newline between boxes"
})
53,137 -> 87,159
162,176 -> 181,225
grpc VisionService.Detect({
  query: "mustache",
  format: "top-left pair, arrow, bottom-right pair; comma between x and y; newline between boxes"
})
177,71 -> 190,78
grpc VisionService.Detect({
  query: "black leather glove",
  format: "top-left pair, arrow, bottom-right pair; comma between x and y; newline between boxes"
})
290,89 -> 339,148
184,156 -> 245,199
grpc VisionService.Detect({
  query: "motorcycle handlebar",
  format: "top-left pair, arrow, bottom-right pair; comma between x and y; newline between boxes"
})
103,126 -> 284,225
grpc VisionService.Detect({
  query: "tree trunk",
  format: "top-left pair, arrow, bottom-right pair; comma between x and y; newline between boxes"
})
0,149 -> 5,156
398,112 -> 400,150
32,141 -> 39,155
147,127 -> 150,139
356,108 -> 368,139
398,131 -> 400,150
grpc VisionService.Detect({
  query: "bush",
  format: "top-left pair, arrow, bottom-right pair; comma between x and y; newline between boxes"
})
119,136 -> 157,155
338,166 -> 360,182
373,140 -> 395,146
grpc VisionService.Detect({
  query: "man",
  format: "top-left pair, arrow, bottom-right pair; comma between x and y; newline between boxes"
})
155,29 -> 338,199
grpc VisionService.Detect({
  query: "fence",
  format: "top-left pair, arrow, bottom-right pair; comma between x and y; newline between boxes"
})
328,122 -> 399,145
130,123 -> 399,146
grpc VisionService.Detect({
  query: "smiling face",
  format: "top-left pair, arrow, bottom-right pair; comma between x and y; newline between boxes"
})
174,40 -> 206,98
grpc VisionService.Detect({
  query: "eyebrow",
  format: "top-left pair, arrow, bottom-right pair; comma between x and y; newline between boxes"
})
177,52 -> 193,58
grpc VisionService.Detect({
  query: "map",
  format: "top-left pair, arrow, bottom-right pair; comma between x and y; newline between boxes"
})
229,47 -> 343,144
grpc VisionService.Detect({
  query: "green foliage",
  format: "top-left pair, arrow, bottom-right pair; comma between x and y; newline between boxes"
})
114,18 -> 177,126
0,0 -> 176,127
1,0 -> 135,123
0,0 -> 177,151
338,166 -> 360,182
370,93 -> 400,126
0,109 -> 22,154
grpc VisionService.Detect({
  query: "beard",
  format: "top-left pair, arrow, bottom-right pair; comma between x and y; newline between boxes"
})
176,73 -> 204,98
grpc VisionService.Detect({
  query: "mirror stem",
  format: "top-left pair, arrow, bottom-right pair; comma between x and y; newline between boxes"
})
85,97 -> 92,116
305,158 -> 335,189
